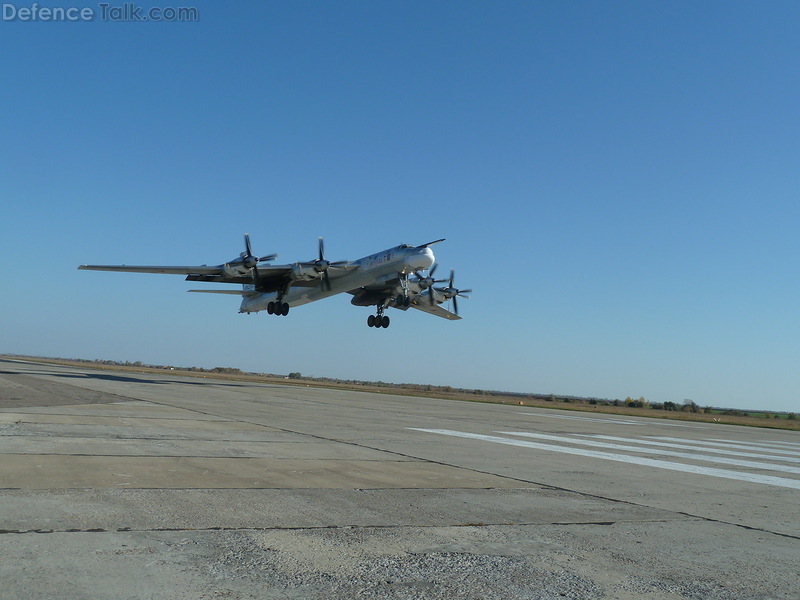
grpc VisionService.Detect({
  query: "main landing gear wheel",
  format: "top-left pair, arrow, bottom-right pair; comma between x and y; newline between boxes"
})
267,301 -> 290,316
367,314 -> 390,328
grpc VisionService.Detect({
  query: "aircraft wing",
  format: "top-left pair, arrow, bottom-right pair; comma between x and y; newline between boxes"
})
183,265 -> 295,289
78,264 -> 225,275
409,300 -> 462,320
347,282 -> 462,320
78,263 -> 296,288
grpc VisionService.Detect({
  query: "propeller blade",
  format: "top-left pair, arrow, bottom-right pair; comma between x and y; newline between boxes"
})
234,234 -> 277,268
323,270 -> 331,291
429,263 -> 438,278
318,237 -> 325,261
453,295 -> 459,315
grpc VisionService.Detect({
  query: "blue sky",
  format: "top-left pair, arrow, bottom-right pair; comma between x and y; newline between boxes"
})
2,1 -> 799,412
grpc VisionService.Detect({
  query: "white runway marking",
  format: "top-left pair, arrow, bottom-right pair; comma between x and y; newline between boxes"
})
650,437 -> 800,458
517,412 -> 707,429
640,421 -> 707,428
497,432 -> 800,474
762,440 -> 800,448
705,439 -> 800,454
517,413 -> 640,425
409,428 -> 800,490
579,434 -> 800,463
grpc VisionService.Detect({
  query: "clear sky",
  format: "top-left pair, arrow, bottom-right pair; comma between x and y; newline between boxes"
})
2,2 -> 799,412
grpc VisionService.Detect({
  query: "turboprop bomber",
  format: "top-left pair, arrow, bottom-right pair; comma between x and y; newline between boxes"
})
79,235 -> 470,328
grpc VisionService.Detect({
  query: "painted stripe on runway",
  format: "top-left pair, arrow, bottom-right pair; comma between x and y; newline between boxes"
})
639,421 -> 707,428
409,428 -> 800,490
762,440 -> 800,448
496,432 -> 800,474
578,435 -> 800,464
650,437 -> 800,457
517,413 -> 640,425
517,412 -> 707,429
706,439 -> 800,454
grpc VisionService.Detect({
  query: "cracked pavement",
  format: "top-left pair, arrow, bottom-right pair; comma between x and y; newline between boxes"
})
1,358 -> 798,599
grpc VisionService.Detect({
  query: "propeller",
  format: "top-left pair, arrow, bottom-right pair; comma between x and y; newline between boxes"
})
412,263 -> 449,305
433,269 -> 472,314
240,233 -> 277,269
315,237 -> 331,291
299,237 -> 349,291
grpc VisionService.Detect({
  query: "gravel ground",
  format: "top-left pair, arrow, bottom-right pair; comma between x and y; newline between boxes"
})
191,524 -> 785,600
207,527 -> 600,600
7,522 -> 782,600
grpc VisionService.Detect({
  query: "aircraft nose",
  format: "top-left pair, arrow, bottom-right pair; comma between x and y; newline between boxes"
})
412,247 -> 434,270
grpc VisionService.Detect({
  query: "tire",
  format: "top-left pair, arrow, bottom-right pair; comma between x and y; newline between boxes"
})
381,315 -> 390,328
367,315 -> 376,327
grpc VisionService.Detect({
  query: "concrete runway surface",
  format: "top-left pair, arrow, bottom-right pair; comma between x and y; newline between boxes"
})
1,357 -> 797,599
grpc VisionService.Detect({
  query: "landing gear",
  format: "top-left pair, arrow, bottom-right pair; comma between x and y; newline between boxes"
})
398,273 -> 413,307
267,301 -> 290,316
367,307 -> 390,328
367,314 -> 390,328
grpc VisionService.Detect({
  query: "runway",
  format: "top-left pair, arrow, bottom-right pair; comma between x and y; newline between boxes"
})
1,358 -> 797,599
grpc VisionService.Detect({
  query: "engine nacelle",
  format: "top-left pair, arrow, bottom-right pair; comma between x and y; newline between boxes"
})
426,289 -> 444,304
407,279 -> 428,293
350,290 -> 385,306
291,264 -> 321,282
223,263 -> 250,277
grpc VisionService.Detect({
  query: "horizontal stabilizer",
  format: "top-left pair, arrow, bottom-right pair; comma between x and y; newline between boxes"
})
187,289 -> 254,296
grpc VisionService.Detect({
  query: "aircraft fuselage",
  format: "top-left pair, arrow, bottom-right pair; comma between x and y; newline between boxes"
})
238,244 -> 434,313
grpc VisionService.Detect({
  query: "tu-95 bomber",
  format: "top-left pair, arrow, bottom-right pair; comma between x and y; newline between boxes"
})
79,235 -> 470,328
